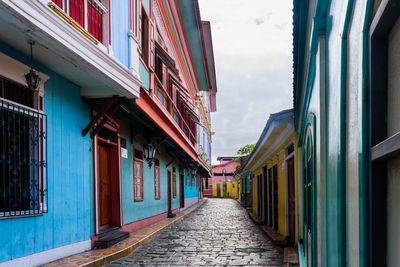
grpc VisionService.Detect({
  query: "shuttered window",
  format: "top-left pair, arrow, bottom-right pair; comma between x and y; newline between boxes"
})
88,1 -> 103,42
52,0 -> 63,8
172,167 -> 177,198
154,158 -> 160,200
69,0 -> 85,27
134,148 -> 144,201
149,20 -> 155,71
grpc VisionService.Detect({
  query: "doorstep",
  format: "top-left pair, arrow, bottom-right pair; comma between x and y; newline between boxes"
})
247,210 -> 263,225
282,247 -> 300,267
260,225 -> 287,246
43,198 -> 207,267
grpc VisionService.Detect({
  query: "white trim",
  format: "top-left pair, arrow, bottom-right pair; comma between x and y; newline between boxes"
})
94,135 -> 99,234
0,240 -> 91,267
1,0 -> 141,98
0,52 -> 49,95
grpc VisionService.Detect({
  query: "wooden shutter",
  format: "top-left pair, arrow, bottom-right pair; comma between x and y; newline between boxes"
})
149,20 -> 156,71
137,0 -> 142,52
69,0 -> 85,28
52,0 -> 63,8
154,165 -> 160,200
134,159 -> 144,201
173,171 -> 177,198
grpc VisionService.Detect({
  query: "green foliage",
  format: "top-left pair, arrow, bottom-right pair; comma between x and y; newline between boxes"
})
236,144 -> 255,156
234,144 -> 255,172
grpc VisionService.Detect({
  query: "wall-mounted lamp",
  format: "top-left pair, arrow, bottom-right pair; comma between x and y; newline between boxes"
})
25,41 -> 40,91
191,168 -> 197,177
143,143 -> 157,167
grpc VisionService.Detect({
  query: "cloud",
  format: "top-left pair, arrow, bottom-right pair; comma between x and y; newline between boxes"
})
198,0 -> 293,164
254,18 -> 265,25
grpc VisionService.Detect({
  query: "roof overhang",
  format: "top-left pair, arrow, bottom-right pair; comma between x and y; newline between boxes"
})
0,0 -> 141,98
242,109 -> 295,171
177,0 -> 214,92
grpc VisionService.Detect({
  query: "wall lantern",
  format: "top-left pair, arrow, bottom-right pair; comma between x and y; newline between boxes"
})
191,168 -> 197,177
143,143 -> 157,167
25,41 -> 40,91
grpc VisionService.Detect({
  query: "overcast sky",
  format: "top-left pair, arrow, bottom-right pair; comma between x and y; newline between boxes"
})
198,0 -> 294,164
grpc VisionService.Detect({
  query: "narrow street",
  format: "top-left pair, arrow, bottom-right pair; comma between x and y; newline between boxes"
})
107,199 -> 283,266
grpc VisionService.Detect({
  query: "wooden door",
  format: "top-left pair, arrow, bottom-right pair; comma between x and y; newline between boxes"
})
268,168 -> 273,226
273,165 -> 278,230
257,175 -> 262,219
167,170 -> 172,212
179,173 -> 184,208
217,183 -> 221,197
263,169 -> 268,224
99,143 -> 112,226
287,157 -> 296,245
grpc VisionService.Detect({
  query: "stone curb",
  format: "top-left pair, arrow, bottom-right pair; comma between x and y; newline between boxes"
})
43,198 -> 208,267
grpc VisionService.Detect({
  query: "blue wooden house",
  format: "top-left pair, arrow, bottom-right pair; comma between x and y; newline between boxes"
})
0,0 -> 216,265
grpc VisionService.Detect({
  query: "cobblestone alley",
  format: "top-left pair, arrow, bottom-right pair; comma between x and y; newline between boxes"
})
107,199 -> 283,266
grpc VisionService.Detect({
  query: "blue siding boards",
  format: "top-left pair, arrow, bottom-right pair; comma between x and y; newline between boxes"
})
0,42 -> 93,263
119,119 -> 200,225
111,0 -> 130,68
184,172 -> 199,199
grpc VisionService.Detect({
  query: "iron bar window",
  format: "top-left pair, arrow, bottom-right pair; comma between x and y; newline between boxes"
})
0,98 -> 47,218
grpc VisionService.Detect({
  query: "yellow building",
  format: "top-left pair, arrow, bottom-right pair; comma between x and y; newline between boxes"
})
212,181 -> 238,198
208,157 -> 240,198
240,109 -> 299,246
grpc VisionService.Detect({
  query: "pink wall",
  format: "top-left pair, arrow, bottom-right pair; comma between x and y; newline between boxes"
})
211,159 -> 240,183
203,158 -> 240,195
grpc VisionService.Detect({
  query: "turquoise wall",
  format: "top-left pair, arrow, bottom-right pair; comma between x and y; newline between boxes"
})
139,61 -> 150,91
184,171 -> 199,199
120,120 -> 191,224
0,42 -> 93,263
111,0 -> 130,68
142,0 -> 150,14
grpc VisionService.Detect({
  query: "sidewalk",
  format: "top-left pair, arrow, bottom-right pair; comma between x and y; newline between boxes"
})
43,198 -> 207,267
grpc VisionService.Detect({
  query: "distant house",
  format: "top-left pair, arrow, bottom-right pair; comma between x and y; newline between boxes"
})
204,157 -> 240,198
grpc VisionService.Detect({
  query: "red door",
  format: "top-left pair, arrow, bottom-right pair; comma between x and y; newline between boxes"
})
98,143 -> 112,226
167,170 -> 172,212
287,157 -> 296,245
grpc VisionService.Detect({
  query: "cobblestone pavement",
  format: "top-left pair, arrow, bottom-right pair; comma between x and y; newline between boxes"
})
107,199 -> 283,266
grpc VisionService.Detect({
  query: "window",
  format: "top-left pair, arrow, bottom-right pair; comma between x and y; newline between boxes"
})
138,5 -> 154,70
133,147 -> 144,201
52,0 -> 109,44
52,0 -> 63,8
154,158 -> 160,200
172,167 -> 177,198
0,77 -> 47,217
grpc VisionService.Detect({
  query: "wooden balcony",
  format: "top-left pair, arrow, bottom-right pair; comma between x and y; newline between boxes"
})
154,77 -> 196,146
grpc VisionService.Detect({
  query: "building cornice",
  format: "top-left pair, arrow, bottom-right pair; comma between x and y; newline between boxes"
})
1,0 -> 141,98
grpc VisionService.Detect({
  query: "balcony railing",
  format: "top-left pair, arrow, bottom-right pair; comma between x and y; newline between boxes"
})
154,78 -> 196,145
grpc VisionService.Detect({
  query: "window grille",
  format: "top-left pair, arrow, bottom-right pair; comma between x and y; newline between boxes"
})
0,98 -> 47,218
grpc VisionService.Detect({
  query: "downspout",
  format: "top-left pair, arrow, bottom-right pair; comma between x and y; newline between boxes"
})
360,1 -> 373,267
339,0 -> 355,266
